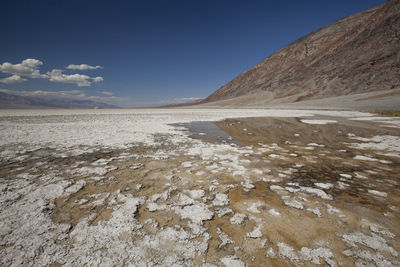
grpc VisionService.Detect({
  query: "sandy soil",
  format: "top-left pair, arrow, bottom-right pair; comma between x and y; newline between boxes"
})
0,109 -> 399,266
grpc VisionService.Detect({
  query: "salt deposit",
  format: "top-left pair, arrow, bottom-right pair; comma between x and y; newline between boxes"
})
1,108 -> 399,266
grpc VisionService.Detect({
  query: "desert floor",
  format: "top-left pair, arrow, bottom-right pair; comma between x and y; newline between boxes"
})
0,109 -> 399,266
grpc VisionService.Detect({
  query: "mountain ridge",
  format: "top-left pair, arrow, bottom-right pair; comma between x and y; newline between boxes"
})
202,0 -> 400,106
0,91 -> 119,109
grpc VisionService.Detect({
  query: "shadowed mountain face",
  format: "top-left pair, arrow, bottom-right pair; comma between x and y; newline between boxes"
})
0,92 -> 119,109
203,0 -> 400,105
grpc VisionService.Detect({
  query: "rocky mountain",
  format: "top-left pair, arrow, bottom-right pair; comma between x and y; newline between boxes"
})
202,0 -> 400,106
0,91 -> 119,109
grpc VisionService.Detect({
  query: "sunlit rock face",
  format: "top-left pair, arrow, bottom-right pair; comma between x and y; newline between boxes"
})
0,109 -> 399,266
203,1 -> 400,107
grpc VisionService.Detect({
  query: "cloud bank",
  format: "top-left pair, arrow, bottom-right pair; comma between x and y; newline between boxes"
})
0,59 -> 104,87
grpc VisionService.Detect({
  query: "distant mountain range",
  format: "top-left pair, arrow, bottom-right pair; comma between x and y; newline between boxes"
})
0,91 -> 119,109
202,0 -> 400,107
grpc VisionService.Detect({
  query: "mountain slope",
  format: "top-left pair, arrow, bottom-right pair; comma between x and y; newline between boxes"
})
0,92 -> 119,109
203,0 -> 400,106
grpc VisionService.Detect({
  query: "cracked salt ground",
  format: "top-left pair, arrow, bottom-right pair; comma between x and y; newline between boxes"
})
1,109 -> 400,266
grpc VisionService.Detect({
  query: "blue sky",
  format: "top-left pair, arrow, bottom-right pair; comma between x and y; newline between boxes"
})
0,0 -> 386,107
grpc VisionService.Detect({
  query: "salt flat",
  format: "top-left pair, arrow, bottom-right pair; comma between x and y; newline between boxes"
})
0,109 -> 399,266
0,108 -> 370,148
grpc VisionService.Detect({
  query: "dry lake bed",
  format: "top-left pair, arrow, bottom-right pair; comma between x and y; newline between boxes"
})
0,108 -> 399,266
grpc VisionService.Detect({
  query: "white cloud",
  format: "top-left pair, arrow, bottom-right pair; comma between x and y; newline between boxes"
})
0,59 -> 47,78
0,59 -> 104,87
0,75 -> 27,84
46,69 -> 104,87
66,64 -> 103,70
92,76 -> 104,82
